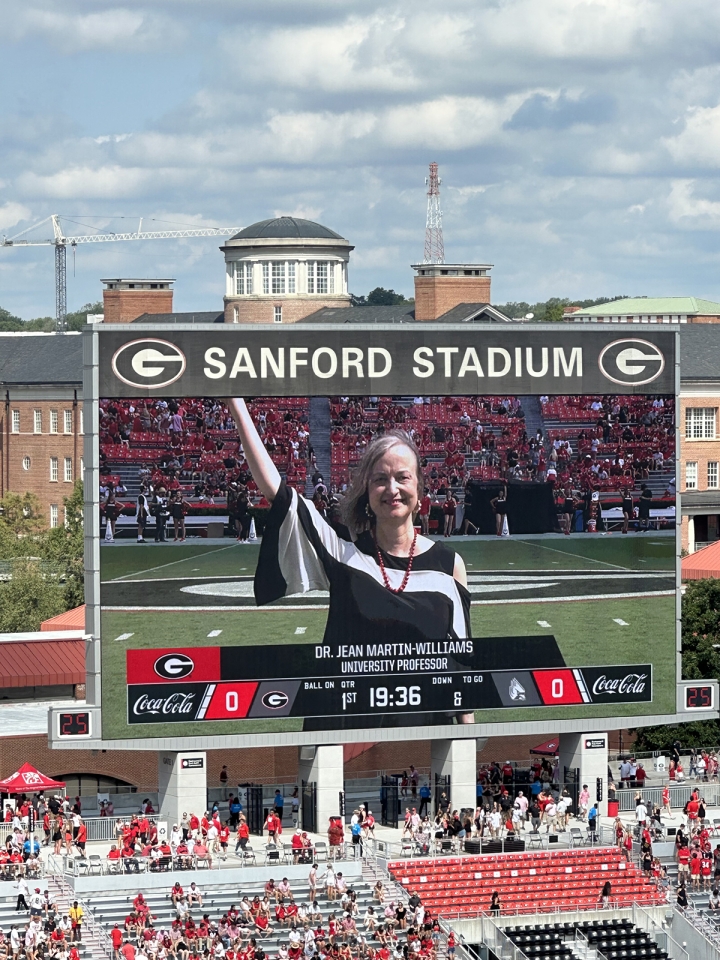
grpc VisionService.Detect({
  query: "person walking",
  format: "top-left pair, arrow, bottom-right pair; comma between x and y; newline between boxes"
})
16,877 -> 29,912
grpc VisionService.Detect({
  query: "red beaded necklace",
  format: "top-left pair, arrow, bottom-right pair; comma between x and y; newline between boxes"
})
373,529 -> 418,594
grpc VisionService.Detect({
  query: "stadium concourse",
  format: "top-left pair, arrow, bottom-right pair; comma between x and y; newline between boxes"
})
0,803 -> 698,960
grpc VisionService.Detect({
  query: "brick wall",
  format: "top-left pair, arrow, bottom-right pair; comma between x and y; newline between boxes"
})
103,290 -> 174,323
223,298 -> 350,324
0,736 -> 300,789
0,399 -> 81,523
689,316 -> 720,324
679,396 -> 720,551
413,276 -> 492,321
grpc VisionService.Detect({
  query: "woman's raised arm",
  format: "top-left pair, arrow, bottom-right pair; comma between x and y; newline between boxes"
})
225,399 -> 281,501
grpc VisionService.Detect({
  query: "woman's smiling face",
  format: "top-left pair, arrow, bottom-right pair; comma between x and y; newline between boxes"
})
367,444 -> 419,526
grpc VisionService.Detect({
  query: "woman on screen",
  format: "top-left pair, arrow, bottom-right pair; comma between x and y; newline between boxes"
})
226,398 -> 473,723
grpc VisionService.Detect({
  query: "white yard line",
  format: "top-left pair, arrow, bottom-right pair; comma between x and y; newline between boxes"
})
517,539 -> 631,571
110,543 -> 241,581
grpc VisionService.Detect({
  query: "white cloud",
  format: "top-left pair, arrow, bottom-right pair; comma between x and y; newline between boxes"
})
17,165 -> 189,199
0,202 -> 32,233
2,5 -> 186,53
225,14 -> 418,93
664,104 -> 720,167
667,180 -> 720,227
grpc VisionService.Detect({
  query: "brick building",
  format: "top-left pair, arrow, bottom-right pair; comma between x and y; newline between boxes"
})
565,296 -> 720,324
0,334 -> 83,527
102,279 -> 174,323
221,217 -> 354,324
411,262 -> 492,320
680,326 -> 720,552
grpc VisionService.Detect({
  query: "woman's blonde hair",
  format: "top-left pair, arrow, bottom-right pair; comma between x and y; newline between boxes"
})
341,430 -> 424,535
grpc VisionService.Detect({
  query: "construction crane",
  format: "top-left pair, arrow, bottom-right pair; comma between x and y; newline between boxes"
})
1,215 -> 242,332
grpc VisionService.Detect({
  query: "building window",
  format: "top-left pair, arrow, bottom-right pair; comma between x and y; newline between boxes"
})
308,261 -> 328,294
11,410 -> 20,433
709,462 -> 719,490
235,262 -> 253,295
233,306 -> 239,323
272,261 -> 285,294
287,261 -> 296,294
50,410 -> 58,434
686,461 -> 698,490
686,407 -> 717,440
80,456 -> 84,476
64,410 -> 72,434
64,457 -> 73,482
50,457 -> 58,482
50,505 -> 58,529
33,410 -> 42,434
262,262 -> 270,294
22,456 -> 31,471
274,306 -> 283,324
80,409 -> 84,434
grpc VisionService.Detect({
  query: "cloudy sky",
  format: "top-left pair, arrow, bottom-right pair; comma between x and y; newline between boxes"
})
3,0 -> 720,318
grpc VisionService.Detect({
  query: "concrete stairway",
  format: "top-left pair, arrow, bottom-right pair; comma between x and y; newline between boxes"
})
307,396 -> 332,496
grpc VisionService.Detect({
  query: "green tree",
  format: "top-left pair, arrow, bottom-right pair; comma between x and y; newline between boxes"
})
492,295 -> 632,321
634,579 -> 720,750
0,559 -> 66,632
365,287 -> 409,306
44,480 -> 85,609
24,316 -> 55,332
0,491 -> 45,546
0,306 -> 23,331
66,301 -> 103,331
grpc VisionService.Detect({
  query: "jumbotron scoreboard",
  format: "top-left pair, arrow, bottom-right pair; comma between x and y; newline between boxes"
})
125,641 -> 653,723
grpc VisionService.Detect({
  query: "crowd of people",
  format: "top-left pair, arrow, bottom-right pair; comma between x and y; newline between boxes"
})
105,870 -> 436,960
97,393 -> 675,541
3,888 -> 84,960
98,398 -> 311,540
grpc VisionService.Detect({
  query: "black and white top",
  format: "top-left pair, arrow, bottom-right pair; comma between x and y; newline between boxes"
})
256,482 -> 471,646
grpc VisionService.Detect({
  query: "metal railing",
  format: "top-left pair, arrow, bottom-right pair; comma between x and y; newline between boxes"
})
48,851 -> 222,877
676,902 -> 720,954
615,782 -> 720,812
473,914 -> 530,960
632,902 -> 689,960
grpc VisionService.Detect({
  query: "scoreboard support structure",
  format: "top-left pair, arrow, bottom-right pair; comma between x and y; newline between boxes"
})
298,744 -> 345,830
559,732 -> 609,817
158,750 -> 208,828
431,739 -> 477,814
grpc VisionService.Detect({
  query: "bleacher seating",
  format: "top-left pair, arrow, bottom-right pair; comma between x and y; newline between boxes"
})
99,397 -> 311,506
329,396 -> 521,491
388,847 -> 665,916
501,919 -> 669,960
83,872 -> 390,958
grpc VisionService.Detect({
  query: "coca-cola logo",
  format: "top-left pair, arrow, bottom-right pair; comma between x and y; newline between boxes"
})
133,692 -> 196,716
592,673 -> 648,697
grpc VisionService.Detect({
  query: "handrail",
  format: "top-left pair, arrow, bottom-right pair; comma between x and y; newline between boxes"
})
676,902 -> 720,953
632,901 -> 689,960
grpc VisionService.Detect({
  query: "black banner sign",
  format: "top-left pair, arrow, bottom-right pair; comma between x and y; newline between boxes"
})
95,326 -> 676,396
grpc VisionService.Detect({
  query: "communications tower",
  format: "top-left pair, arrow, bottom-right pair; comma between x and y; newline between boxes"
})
423,162 -> 444,264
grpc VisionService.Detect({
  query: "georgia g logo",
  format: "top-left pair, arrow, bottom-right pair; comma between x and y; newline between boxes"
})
598,338 -> 665,386
111,338 -> 186,389
154,653 -> 195,680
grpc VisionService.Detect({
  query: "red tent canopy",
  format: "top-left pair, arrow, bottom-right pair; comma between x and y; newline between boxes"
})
530,738 -> 559,756
0,763 -> 66,794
